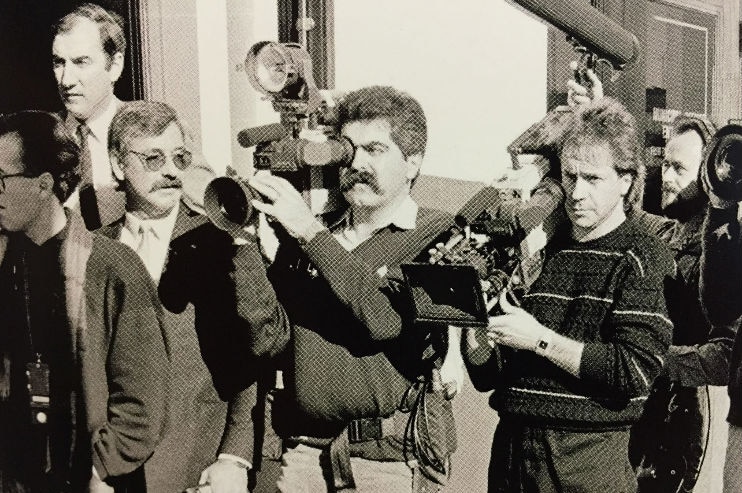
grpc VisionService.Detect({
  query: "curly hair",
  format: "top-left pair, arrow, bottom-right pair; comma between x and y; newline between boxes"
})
335,85 -> 427,159
0,111 -> 80,202
557,97 -> 644,211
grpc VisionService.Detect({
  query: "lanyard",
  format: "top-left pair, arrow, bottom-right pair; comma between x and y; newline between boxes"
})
15,251 -> 41,364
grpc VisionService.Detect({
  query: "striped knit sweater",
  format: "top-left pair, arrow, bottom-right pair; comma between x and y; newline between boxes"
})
491,217 -> 674,429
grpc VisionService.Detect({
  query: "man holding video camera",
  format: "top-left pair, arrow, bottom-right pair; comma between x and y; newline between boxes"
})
627,115 -> 736,492
696,127 -> 742,493
245,85 -> 457,492
464,98 -> 674,492
0,111 -> 168,493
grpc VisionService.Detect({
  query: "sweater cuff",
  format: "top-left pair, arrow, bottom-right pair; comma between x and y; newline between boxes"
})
578,342 -> 607,383
217,453 -> 252,470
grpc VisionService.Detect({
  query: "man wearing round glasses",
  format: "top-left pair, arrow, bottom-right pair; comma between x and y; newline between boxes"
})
101,100 -> 287,493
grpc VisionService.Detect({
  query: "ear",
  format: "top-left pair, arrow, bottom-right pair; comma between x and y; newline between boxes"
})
110,152 -> 125,182
619,172 -> 633,197
108,52 -> 124,83
404,153 -> 423,183
37,172 -> 55,197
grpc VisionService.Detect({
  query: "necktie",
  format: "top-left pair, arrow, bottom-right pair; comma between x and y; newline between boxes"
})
136,223 -> 160,282
77,123 -> 102,230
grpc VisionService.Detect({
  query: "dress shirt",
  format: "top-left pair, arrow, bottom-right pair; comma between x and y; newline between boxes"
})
119,204 -> 179,283
66,97 -> 121,188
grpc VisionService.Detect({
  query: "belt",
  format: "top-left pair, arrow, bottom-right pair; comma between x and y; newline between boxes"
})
347,415 -> 396,443
288,413 -> 402,491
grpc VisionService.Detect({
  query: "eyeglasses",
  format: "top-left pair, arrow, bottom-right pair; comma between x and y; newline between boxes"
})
127,149 -> 193,172
0,172 -> 34,193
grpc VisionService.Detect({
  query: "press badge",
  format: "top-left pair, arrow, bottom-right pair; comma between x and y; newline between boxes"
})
25,361 -> 50,425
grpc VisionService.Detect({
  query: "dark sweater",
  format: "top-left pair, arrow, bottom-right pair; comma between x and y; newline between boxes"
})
267,207 -> 451,461
700,205 -> 742,425
470,217 -> 674,429
659,183 -> 736,387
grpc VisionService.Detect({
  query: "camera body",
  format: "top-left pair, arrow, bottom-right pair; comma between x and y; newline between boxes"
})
402,157 -> 565,327
205,42 -> 353,234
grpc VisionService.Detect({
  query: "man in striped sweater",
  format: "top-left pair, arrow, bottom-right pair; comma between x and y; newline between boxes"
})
465,98 -> 674,492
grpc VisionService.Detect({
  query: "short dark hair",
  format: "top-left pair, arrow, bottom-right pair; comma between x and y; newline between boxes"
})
53,3 -> 126,70
335,86 -> 427,159
0,111 -> 80,202
558,97 -> 644,211
109,101 -> 184,155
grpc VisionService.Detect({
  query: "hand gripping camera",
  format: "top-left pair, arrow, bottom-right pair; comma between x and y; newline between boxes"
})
401,158 -> 565,328
204,41 -> 354,234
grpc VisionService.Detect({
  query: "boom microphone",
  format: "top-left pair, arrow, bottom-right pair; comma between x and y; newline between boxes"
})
508,0 -> 640,69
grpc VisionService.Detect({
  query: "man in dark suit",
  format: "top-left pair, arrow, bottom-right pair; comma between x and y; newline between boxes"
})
98,100 -> 288,493
52,3 -> 127,230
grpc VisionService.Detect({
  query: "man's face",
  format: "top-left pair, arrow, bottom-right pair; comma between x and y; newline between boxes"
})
339,119 -> 421,211
561,143 -> 632,240
0,133 -> 42,233
52,18 -> 123,122
112,122 -> 188,218
661,130 -> 704,209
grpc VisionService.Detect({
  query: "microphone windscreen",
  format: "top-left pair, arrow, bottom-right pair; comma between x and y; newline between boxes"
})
509,0 -> 640,68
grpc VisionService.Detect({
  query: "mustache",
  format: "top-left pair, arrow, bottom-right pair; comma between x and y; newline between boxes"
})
150,178 -> 183,192
662,184 -> 680,195
340,169 -> 380,193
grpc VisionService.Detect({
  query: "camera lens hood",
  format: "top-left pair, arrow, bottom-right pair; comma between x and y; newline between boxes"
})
702,124 -> 742,202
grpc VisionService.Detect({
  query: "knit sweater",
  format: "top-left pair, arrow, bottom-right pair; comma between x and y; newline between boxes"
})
267,206 -> 452,461
700,205 -> 742,425
471,217 -> 674,429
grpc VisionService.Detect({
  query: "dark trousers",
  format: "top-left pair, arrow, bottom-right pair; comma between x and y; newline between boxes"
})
488,417 -> 637,493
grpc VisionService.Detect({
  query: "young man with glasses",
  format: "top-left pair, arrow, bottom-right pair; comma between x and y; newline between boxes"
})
0,110 -> 168,493
99,101 -> 288,493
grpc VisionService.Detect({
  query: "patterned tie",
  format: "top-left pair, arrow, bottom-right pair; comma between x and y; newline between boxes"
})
76,123 -> 102,230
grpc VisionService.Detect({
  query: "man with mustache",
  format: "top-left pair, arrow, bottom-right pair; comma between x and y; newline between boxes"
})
629,116 -> 735,492
52,3 -> 213,231
99,101 -> 288,493
246,85 -> 458,492
464,98 -> 674,492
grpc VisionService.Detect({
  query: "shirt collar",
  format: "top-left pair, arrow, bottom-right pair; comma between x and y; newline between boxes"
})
123,202 -> 180,241
67,96 -> 120,142
331,194 -> 419,232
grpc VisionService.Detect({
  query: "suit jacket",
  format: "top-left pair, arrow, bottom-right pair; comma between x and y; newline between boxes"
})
99,202 -> 286,490
0,211 -> 169,490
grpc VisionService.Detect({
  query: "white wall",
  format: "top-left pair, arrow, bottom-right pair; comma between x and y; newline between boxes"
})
334,0 -> 549,184
142,0 -> 278,176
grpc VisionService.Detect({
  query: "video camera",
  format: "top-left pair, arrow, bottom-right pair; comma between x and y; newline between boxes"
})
401,156 -> 565,328
204,41 -> 354,234
401,0 -> 642,328
701,123 -> 742,202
